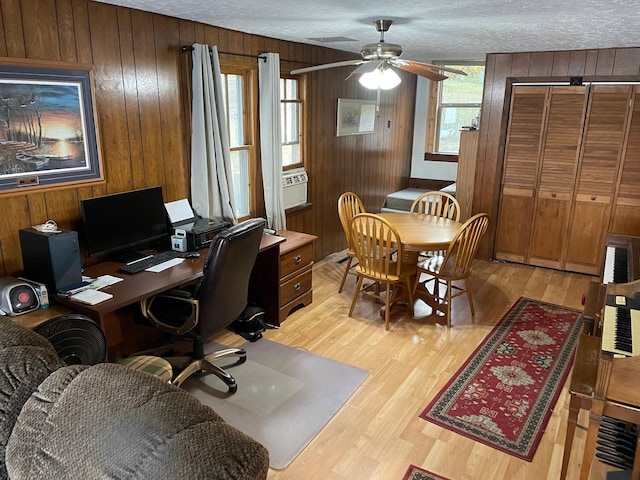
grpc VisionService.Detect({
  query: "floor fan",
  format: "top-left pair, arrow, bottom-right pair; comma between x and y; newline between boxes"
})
34,313 -> 107,365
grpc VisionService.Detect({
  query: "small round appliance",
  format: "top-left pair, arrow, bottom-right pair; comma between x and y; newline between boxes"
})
0,277 -> 40,316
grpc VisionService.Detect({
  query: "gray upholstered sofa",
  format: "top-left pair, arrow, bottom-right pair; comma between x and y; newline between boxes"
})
0,318 -> 269,479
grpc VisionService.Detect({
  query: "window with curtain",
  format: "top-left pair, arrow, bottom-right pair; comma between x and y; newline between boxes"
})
434,64 -> 484,153
220,69 -> 255,219
280,77 -> 303,169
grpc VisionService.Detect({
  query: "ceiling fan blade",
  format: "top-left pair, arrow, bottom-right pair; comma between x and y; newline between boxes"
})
403,60 -> 468,76
392,60 -> 448,82
291,59 -> 364,75
435,65 -> 468,76
345,60 -> 382,81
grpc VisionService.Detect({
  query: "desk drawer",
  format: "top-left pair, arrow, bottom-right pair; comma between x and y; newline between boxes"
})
280,243 -> 314,279
280,265 -> 312,306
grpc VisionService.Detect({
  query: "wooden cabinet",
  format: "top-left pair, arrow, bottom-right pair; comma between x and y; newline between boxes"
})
457,129 -> 479,221
277,230 -> 317,322
496,84 -> 639,275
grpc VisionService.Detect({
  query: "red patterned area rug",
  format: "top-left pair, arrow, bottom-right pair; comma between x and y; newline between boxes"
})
420,297 -> 582,461
403,465 -> 450,480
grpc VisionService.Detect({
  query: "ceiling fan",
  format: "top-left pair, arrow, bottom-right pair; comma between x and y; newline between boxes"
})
290,19 -> 467,89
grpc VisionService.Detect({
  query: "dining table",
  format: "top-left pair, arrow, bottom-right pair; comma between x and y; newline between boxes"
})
377,212 -> 462,253
376,211 -> 463,319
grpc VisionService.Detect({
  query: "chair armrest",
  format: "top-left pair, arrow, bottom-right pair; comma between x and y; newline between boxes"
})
161,288 -> 193,299
140,293 -> 199,335
6,363 -> 270,479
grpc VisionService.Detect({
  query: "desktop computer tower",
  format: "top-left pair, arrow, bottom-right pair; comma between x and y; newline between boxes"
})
19,228 -> 82,294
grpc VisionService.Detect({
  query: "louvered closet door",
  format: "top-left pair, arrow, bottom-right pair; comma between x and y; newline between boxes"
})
564,85 -> 632,274
611,86 -> 640,237
528,86 -> 588,270
494,86 -> 547,263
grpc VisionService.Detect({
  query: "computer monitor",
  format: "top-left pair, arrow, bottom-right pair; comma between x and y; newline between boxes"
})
80,186 -> 169,262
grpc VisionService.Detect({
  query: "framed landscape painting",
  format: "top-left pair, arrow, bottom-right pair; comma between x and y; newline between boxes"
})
0,58 -> 103,195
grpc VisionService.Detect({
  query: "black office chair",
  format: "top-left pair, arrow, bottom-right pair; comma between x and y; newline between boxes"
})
140,218 -> 266,393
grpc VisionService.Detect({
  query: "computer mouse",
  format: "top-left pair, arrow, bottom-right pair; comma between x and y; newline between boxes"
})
186,252 -> 200,258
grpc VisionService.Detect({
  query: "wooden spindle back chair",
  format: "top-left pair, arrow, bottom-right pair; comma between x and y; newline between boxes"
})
337,192 -> 365,293
349,213 -> 415,331
410,191 -> 461,261
414,213 -> 489,327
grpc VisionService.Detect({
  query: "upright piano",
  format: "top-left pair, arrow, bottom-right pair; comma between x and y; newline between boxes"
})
577,233 -> 640,479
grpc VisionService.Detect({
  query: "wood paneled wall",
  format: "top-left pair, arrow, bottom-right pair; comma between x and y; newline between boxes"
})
0,0 -> 416,276
473,47 -> 640,260
287,66 -> 416,258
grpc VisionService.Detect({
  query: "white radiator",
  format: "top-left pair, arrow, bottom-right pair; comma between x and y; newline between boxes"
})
282,168 -> 308,209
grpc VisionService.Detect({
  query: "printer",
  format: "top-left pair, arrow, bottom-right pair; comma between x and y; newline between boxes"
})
165,199 -> 231,252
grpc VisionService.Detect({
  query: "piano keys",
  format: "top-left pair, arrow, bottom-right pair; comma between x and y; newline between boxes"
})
602,233 -> 640,284
603,245 -> 628,283
602,289 -> 640,357
602,304 -> 640,356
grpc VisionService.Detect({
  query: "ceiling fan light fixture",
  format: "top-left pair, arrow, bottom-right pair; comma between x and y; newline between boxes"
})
358,69 -> 382,89
379,68 -> 401,89
359,67 -> 401,90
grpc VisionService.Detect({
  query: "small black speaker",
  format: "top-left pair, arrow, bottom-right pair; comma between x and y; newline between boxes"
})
19,228 -> 82,294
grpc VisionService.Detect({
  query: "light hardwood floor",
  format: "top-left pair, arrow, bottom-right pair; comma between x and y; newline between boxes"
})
213,253 -> 616,480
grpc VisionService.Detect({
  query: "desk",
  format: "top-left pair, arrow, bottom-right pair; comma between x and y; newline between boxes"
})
377,212 -> 462,316
277,230 -> 317,322
53,234 -> 284,355
11,304 -> 73,330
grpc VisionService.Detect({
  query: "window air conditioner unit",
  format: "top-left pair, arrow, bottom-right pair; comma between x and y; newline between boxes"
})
282,168 -> 308,209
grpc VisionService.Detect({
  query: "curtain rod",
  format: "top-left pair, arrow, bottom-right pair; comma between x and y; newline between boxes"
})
180,45 -> 310,64
181,45 -> 266,61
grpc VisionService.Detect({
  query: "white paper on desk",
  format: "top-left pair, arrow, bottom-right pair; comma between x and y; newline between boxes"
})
164,199 -> 195,224
145,258 -> 184,272
91,275 -> 123,289
71,289 -> 113,305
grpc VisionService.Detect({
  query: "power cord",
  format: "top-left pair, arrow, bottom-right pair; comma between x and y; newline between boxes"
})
32,220 -> 61,233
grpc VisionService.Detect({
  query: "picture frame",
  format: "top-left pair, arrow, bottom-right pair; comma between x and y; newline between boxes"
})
0,58 -> 103,196
336,98 -> 377,137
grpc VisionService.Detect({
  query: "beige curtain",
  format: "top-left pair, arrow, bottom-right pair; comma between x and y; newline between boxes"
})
190,43 -> 238,224
258,52 -> 286,230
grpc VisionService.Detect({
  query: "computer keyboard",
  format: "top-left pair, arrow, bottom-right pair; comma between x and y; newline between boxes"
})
118,250 -> 182,274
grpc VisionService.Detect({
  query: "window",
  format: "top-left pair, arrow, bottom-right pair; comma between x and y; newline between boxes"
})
220,70 -> 254,219
433,64 -> 484,153
280,77 -> 302,168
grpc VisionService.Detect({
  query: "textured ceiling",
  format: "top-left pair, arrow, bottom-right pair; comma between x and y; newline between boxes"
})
94,0 -> 640,63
